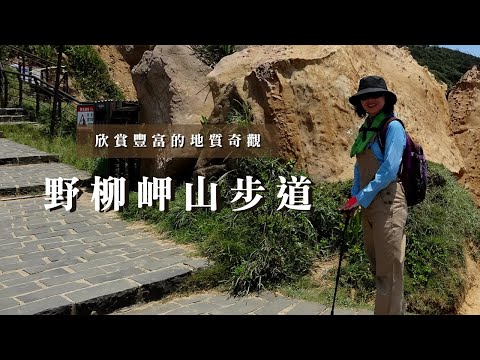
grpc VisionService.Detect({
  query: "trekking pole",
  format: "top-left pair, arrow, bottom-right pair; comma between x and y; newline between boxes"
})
331,210 -> 352,315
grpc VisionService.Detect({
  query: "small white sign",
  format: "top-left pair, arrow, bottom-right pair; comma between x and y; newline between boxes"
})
77,105 -> 95,126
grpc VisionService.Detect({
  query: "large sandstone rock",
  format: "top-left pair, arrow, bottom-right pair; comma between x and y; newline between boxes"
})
116,45 -> 154,68
207,45 -> 464,182
131,45 -> 214,178
449,65 -> 480,205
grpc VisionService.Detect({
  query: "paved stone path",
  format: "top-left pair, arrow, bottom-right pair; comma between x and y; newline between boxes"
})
114,290 -> 373,315
0,138 -> 91,197
0,163 -> 91,196
0,136 -> 372,315
0,135 -> 208,315
0,138 -> 58,165
0,194 -> 208,314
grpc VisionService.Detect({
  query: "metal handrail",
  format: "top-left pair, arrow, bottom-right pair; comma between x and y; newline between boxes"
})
2,91 -> 77,126
6,45 -> 57,67
5,86 -> 77,117
1,69 -> 80,104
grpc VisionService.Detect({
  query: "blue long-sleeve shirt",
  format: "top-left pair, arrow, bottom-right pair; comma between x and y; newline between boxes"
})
351,120 -> 406,208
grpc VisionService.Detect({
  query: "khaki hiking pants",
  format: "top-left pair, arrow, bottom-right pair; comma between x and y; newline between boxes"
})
357,148 -> 408,315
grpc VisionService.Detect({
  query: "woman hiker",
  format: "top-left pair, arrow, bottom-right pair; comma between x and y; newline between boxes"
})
339,75 -> 408,315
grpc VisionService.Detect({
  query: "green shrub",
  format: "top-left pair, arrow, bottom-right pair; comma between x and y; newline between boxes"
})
121,157 -> 480,314
30,45 -> 57,62
123,158 -> 322,295
64,45 -> 123,100
403,162 -> 480,313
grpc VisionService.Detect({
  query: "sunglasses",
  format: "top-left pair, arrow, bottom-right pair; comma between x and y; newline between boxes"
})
358,92 -> 385,101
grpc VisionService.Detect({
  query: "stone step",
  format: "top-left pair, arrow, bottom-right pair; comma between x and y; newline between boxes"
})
0,162 -> 92,197
0,195 -> 208,315
0,108 -> 27,116
0,115 -> 26,123
0,121 -> 38,126
0,138 -> 59,165
113,291 -> 375,315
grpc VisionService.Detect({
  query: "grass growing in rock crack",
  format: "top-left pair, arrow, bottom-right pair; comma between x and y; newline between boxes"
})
190,45 -> 236,68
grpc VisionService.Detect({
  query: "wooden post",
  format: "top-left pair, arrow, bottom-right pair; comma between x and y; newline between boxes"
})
3,75 -> 8,107
50,45 -> 63,137
34,77 -> 40,117
17,62 -> 23,107
64,72 -> 69,93
58,96 -> 62,125
36,92 -> 40,117
22,55 -> 26,82
0,68 -> 3,107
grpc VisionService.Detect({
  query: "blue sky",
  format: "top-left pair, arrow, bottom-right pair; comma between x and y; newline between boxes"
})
439,45 -> 480,57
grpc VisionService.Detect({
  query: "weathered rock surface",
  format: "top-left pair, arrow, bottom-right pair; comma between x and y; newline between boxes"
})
449,65 -> 480,205
207,45 -> 464,182
94,45 -> 138,100
116,45 -> 154,68
131,45 -> 214,178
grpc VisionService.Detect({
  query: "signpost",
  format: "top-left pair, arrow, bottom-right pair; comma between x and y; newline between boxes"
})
77,105 -> 95,126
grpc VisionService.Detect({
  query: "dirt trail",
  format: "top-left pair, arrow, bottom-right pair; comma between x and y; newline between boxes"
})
458,251 -> 480,314
93,45 -> 137,100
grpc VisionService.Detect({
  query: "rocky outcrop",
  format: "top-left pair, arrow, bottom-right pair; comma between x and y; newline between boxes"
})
449,65 -> 480,205
206,45 -> 465,182
116,45 -> 154,68
131,45 -> 214,178
93,45 -> 138,100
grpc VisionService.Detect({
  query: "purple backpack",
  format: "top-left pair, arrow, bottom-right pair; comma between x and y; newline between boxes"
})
379,117 -> 427,207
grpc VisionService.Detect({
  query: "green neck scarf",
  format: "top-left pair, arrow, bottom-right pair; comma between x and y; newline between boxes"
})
350,112 -> 388,157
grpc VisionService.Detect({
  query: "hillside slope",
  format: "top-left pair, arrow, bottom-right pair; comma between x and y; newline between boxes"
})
93,45 -> 137,100
405,45 -> 480,87
449,65 -> 480,205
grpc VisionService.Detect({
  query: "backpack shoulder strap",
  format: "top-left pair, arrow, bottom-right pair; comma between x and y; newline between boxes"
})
379,116 -> 405,151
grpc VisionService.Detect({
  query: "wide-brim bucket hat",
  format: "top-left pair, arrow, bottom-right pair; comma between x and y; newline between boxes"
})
349,75 -> 397,106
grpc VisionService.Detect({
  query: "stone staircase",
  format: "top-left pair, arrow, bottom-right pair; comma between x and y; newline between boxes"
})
0,107 -> 72,196
0,138 -> 209,315
0,108 -> 34,124
0,138 -> 89,197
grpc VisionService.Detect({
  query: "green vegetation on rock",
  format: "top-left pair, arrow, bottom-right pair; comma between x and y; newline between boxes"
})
190,45 -> 236,67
